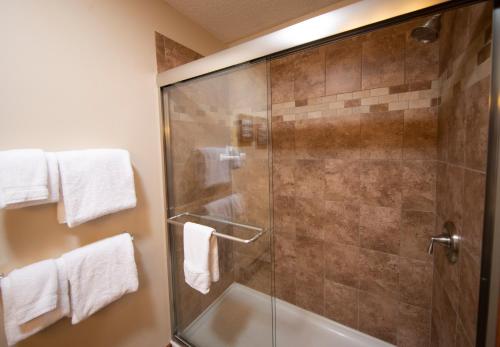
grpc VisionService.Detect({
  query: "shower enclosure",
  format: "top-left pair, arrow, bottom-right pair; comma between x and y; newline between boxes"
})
161,1 -> 497,346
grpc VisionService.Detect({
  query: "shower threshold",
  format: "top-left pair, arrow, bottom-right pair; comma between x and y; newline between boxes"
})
179,283 -> 394,347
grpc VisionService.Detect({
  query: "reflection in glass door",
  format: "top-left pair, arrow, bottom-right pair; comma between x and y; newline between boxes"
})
163,60 -> 274,347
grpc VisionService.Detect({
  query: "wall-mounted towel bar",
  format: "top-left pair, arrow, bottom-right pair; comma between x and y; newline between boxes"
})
219,153 -> 246,161
167,212 -> 264,244
0,233 -> 135,281
218,146 -> 246,162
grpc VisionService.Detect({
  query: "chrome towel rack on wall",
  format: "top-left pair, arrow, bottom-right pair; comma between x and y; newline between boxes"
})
0,233 -> 135,281
167,212 -> 264,244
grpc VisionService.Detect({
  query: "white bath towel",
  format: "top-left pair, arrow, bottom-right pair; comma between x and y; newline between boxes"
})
61,233 -> 138,324
204,193 -> 244,219
1,258 -> 70,346
6,152 -> 60,209
1,259 -> 58,325
56,149 -> 137,227
183,222 -> 219,294
0,149 -> 48,209
199,147 -> 230,188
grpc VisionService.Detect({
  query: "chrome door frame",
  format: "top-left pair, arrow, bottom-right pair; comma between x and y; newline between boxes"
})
478,1 -> 500,346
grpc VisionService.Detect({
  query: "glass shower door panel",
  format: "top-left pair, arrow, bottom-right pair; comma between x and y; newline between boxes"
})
164,60 -> 273,347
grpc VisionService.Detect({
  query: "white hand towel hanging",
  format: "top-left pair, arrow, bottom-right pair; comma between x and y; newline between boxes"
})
60,233 -> 138,324
2,259 -> 58,324
56,149 -> 137,227
0,149 -> 48,209
6,152 -> 60,209
183,222 -> 219,294
1,258 -> 70,346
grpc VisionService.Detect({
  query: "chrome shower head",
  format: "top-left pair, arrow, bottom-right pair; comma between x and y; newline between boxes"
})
411,14 -> 441,43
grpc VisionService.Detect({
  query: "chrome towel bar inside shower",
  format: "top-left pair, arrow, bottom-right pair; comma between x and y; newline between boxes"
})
167,212 -> 265,244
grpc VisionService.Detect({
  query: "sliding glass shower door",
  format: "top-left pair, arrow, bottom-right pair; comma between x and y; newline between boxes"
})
163,60 -> 274,347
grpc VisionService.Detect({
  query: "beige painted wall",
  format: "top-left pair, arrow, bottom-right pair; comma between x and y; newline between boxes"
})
0,1 -> 224,346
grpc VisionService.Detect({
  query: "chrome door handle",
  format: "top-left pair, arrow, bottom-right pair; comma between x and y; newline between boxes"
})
427,234 -> 452,253
427,221 -> 459,263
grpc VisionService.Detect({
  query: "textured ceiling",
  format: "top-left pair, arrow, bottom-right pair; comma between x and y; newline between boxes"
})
164,0 -> 342,43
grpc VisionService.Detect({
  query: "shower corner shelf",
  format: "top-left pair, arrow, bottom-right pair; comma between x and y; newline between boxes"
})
167,212 -> 265,244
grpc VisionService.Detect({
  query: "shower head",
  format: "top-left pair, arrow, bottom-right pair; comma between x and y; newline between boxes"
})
411,14 -> 441,43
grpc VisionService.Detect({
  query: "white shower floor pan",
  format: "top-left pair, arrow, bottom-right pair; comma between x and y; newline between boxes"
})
180,283 -> 394,347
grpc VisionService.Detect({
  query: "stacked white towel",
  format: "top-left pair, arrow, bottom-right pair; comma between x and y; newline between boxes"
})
1,149 -> 137,226
0,234 -> 137,343
5,152 -> 60,209
4,260 -> 58,324
183,222 -> 219,294
57,149 -> 137,227
0,149 -> 48,208
60,233 -> 138,324
1,259 -> 70,346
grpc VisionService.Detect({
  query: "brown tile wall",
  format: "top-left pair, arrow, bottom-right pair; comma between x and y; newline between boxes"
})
165,2 -> 492,344
432,2 -> 492,347
155,32 -> 203,73
271,14 -> 440,346
271,3 -> 492,345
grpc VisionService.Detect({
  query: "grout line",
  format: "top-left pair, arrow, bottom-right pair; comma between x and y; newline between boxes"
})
435,159 -> 487,175
428,264 -> 435,346
356,287 -> 360,331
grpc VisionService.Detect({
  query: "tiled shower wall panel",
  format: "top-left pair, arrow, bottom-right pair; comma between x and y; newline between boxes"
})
155,31 -> 202,73
271,16 -> 441,346
432,2 -> 492,347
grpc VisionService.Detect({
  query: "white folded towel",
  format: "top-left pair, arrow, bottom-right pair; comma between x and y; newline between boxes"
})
1,259 -> 70,346
60,233 -> 138,324
204,193 -> 244,219
6,152 -> 60,209
0,149 -> 48,209
2,259 -> 58,325
183,222 -> 219,294
199,147 -> 231,188
56,149 -> 137,227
